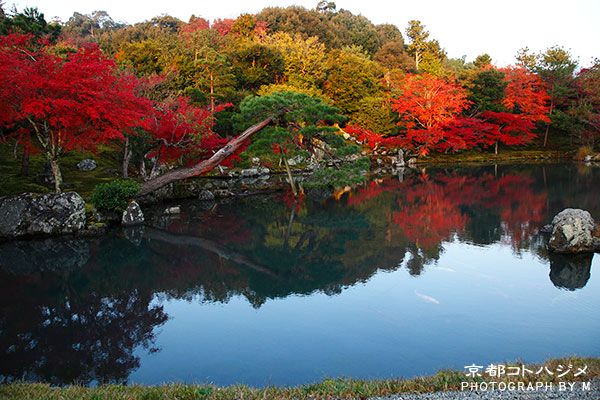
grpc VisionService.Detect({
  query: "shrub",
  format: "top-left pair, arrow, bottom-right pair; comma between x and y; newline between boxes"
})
574,145 -> 594,160
91,179 -> 140,213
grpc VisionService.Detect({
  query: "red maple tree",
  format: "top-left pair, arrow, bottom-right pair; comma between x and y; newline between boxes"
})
0,34 -> 151,192
390,73 -> 469,155
147,96 -> 232,165
502,66 -> 551,124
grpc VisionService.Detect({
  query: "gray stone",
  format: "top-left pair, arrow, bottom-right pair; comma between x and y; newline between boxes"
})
77,158 -> 97,171
164,206 -> 181,215
257,166 -> 270,175
241,168 -> 259,177
122,201 -> 144,226
407,157 -> 417,167
0,192 -> 86,239
584,155 -> 592,163
396,149 -> 405,167
548,208 -> 596,254
198,190 -> 215,201
307,162 -> 318,170
287,155 -> 306,166
213,189 -> 234,198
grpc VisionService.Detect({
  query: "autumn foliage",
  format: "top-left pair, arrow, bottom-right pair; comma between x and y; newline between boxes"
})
0,34 -> 151,191
148,97 -> 232,164
361,70 -> 553,156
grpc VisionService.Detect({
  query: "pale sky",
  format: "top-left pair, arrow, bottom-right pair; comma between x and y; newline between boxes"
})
5,0 -> 600,67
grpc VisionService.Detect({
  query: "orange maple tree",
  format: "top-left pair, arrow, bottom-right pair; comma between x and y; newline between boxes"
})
390,73 -> 469,155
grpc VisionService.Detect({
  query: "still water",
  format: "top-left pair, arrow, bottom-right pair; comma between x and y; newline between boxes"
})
1,163 -> 599,387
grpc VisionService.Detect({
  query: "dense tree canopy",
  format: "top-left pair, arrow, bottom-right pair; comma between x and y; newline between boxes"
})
0,2 -> 598,197
0,34 -> 151,191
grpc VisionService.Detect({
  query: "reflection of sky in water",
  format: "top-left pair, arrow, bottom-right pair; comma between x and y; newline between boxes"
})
131,241 -> 600,387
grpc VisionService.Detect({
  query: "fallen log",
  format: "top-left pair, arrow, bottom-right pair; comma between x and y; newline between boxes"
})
137,116 -> 273,197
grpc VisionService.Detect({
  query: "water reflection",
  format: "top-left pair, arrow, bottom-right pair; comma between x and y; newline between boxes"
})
0,264 -> 167,385
0,163 -> 598,385
549,253 -> 593,290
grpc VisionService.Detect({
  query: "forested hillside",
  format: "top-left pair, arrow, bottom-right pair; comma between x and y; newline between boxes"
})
1,2 -> 598,194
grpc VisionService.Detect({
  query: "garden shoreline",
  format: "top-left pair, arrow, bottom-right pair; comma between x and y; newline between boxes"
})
1,357 -> 598,400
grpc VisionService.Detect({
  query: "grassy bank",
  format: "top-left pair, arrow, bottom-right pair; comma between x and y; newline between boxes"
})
1,357 -> 598,400
419,148 -> 572,165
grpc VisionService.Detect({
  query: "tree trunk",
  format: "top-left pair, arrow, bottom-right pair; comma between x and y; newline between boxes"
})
49,157 -> 62,193
140,159 -> 147,181
282,156 -> 297,196
123,150 -> 133,178
122,135 -> 132,178
543,100 -> 554,148
415,51 -> 420,71
495,141 -> 498,155
150,144 -> 163,179
137,116 -> 273,197
20,149 -> 29,176
209,72 -> 215,114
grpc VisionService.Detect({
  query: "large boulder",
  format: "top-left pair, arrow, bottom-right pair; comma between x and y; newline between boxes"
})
0,192 -> 86,239
548,208 -> 597,254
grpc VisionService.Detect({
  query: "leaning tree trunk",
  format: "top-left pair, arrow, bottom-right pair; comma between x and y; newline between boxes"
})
137,117 -> 273,197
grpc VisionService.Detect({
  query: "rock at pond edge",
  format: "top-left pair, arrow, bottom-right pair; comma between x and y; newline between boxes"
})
548,208 -> 597,254
122,201 -> 144,226
0,192 -> 86,239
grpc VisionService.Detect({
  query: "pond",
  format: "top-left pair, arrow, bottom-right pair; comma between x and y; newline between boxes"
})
1,163 -> 599,387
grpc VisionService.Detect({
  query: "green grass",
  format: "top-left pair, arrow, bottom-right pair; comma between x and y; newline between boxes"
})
421,148 -> 571,165
1,357 -> 597,400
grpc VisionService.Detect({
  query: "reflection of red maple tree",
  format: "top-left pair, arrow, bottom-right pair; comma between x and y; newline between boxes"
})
274,190 -> 305,214
348,171 -> 547,250
392,180 -> 467,249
